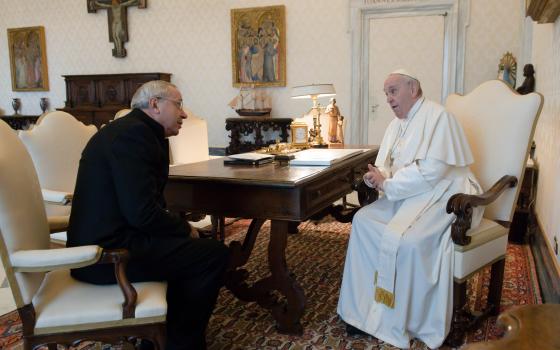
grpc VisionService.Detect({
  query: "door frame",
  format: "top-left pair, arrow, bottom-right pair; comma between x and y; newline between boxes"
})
348,0 -> 471,144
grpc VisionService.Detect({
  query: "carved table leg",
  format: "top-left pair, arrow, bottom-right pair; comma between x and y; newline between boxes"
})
225,219 -> 305,335
267,219 -> 305,334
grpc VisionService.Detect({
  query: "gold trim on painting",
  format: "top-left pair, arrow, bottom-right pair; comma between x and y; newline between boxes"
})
7,26 -> 49,91
231,5 -> 286,88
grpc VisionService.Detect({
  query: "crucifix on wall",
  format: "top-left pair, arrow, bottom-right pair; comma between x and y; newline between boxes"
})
87,0 -> 147,58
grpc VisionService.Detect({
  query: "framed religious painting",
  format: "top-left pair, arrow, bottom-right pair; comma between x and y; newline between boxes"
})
7,26 -> 49,91
231,5 -> 286,87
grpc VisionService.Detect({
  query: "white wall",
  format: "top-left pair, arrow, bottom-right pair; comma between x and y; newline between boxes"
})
0,0 -> 524,148
4,0 -> 555,258
464,0 -> 522,93
0,0 -> 352,148
532,18 -> 560,263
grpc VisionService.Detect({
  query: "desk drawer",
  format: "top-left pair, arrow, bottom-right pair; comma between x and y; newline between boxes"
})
304,169 -> 354,212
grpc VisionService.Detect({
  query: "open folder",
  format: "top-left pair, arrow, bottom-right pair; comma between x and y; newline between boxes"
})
223,152 -> 274,166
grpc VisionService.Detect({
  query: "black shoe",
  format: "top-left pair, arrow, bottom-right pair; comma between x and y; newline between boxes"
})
346,323 -> 368,336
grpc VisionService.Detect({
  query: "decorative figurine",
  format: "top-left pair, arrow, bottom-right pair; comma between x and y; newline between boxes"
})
337,115 -> 345,145
12,98 -> 21,115
325,98 -> 342,143
516,64 -> 535,95
40,97 -> 49,113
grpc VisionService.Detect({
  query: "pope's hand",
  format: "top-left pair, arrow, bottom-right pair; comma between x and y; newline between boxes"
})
363,164 -> 385,190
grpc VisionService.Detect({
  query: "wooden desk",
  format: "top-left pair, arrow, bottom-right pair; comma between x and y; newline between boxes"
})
165,147 -> 378,334
225,117 -> 293,155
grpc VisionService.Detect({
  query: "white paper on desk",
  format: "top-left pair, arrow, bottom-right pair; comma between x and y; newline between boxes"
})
228,152 -> 274,161
289,149 -> 366,166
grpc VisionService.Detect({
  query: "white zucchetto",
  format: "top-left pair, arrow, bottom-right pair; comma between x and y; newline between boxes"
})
390,69 -> 419,82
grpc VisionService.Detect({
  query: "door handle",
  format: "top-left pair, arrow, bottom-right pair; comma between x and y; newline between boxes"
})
371,104 -> 379,113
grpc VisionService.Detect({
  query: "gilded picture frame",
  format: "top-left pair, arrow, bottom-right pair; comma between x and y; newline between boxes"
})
7,26 -> 49,91
231,5 -> 286,87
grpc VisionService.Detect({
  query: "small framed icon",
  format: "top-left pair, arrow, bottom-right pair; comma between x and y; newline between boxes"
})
290,121 -> 309,147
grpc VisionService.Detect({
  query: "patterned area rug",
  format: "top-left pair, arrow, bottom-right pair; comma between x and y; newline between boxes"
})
0,219 -> 542,350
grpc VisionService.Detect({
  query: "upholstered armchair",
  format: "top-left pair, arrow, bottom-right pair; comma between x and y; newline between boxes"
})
0,120 -> 167,350
169,108 -> 211,166
351,80 -> 543,346
18,111 -> 97,220
168,108 -> 226,239
114,107 -> 211,165
442,80 -> 543,345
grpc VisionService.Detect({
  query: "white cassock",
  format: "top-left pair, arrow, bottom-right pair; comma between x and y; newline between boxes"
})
337,97 -> 484,349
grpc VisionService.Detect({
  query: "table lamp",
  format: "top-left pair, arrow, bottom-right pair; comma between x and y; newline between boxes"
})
291,84 -> 335,147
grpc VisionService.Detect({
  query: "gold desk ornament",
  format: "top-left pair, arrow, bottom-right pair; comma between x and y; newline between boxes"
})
290,121 -> 310,148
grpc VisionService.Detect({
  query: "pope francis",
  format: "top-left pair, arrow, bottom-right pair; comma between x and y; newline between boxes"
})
337,70 -> 484,349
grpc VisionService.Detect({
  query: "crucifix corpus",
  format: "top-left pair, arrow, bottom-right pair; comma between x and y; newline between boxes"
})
87,0 -> 147,58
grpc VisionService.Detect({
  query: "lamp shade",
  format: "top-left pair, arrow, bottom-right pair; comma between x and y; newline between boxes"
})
291,84 -> 336,99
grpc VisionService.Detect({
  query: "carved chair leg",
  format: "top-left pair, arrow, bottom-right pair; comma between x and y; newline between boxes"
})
487,258 -> 505,316
445,280 -> 469,347
152,324 -> 166,350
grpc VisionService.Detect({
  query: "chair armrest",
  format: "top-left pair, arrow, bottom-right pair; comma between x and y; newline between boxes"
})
48,215 -> 69,233
42,189 -> 73,205
446,175 -> 517,246
97,249 -> 137,319
10,245 -> 102,272
11,246 -> 137,319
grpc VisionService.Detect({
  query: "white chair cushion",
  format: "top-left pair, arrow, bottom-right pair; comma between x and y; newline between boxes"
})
453,218 -> 508,280
33,269 -> 167,334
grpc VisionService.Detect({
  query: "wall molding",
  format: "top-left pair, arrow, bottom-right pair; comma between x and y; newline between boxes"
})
348,0 -> 469,144
529,212 -> 560,303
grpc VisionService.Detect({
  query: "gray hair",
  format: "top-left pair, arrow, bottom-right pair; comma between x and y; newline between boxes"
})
130,80 -> 178,109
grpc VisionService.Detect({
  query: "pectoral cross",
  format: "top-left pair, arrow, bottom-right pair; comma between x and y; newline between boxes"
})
87,0 -> 147,58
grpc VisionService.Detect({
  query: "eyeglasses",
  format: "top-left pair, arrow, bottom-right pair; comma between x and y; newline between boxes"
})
156,96 -> 183,110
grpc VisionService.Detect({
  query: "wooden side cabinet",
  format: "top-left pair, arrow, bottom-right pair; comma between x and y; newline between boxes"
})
509,159 -> 538,243
58,73 -> 171,128
225,117 -> 293,155
0,115 -> 40,130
